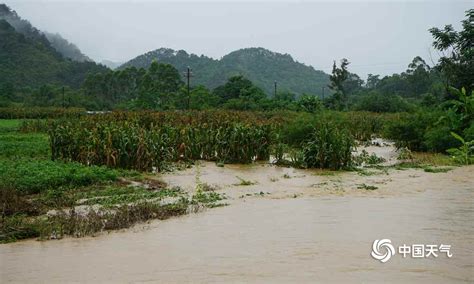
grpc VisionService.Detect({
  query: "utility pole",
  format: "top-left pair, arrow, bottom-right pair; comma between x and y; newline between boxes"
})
322,86 -> 326,100
274,81 -> 277,98
183,66 -> 193,109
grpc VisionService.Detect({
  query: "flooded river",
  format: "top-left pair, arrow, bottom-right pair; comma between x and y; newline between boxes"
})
1,162 -> 473,283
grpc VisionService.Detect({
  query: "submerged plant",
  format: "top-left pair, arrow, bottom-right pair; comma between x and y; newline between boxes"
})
233,176 -> 257,186
357,184 -> 378,190
354,150 -> 386,166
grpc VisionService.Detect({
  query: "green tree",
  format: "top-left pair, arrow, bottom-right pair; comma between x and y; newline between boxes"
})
406,56 -> 432,96
213,75 -> 256,102
213,75 -> 266,110
328,58 -> 350,110
189,85 -> 219,110
429,9 -> 474,95
366,74 -> 380,89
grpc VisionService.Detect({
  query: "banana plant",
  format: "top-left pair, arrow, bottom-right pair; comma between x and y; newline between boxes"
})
447,132 -> 474,165
447,87 -> 474,122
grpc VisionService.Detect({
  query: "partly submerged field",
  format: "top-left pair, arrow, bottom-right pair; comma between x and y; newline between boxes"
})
0,119 -> 225,243
1,154 -> 473,282
0,113 -> 473,282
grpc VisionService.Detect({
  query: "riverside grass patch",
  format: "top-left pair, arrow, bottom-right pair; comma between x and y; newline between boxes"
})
0,133 -> 50,158
0,159 -> 120,194
0,119 -> 51,158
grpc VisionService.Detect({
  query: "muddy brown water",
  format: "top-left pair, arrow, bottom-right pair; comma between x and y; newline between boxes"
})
1,157 -> 473,282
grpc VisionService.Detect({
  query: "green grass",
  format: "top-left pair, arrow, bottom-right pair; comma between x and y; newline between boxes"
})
0,119 -> 22,133
1,119 -> 50,158
0,120 -> 124,194
0,133 -> 50,158
0,159 -> 120,195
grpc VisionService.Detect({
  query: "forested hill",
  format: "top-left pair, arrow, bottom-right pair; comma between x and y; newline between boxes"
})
0,4 -> 107,88
0,4 -> 91,62
119,47 -> 330,95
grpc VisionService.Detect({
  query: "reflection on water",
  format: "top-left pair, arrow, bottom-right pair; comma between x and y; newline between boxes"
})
1,165 -> 473,283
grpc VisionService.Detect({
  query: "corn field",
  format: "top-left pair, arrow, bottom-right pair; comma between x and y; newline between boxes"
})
49,111 -> 274,171
48,110 -> 399,171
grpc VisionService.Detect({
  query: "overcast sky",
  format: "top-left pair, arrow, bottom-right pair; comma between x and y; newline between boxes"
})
4,0 -> 471,78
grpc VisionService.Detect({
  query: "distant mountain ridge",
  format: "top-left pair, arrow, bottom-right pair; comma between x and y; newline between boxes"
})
0,3 -> 329,94
120,47 -> 329,95
100,59 -> 124,69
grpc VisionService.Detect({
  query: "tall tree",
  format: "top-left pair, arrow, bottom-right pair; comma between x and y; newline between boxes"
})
328,58 -> 350,110
429,9 -> 474,96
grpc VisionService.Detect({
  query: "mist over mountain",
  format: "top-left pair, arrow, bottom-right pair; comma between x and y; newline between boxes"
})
0,4 -> 107,88
120,47 -> 330,96
0,4 -> 91,63
44,32 -> 92,62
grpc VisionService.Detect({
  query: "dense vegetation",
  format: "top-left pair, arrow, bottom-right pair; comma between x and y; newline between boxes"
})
1,5 -> 471,120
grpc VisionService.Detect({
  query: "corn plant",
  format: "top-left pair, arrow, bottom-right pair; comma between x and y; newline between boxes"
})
302,123 -> 355,170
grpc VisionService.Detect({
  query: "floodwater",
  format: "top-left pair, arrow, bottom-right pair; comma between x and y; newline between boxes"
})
1,149 -> 473,282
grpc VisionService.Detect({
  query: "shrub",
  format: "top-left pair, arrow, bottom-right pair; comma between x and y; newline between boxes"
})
424,125 -> 461,152
383,111 -> 437,151
354,92 -> 414,113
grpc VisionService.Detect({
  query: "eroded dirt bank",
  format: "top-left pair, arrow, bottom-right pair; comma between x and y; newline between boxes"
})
1,161 -> 473,283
